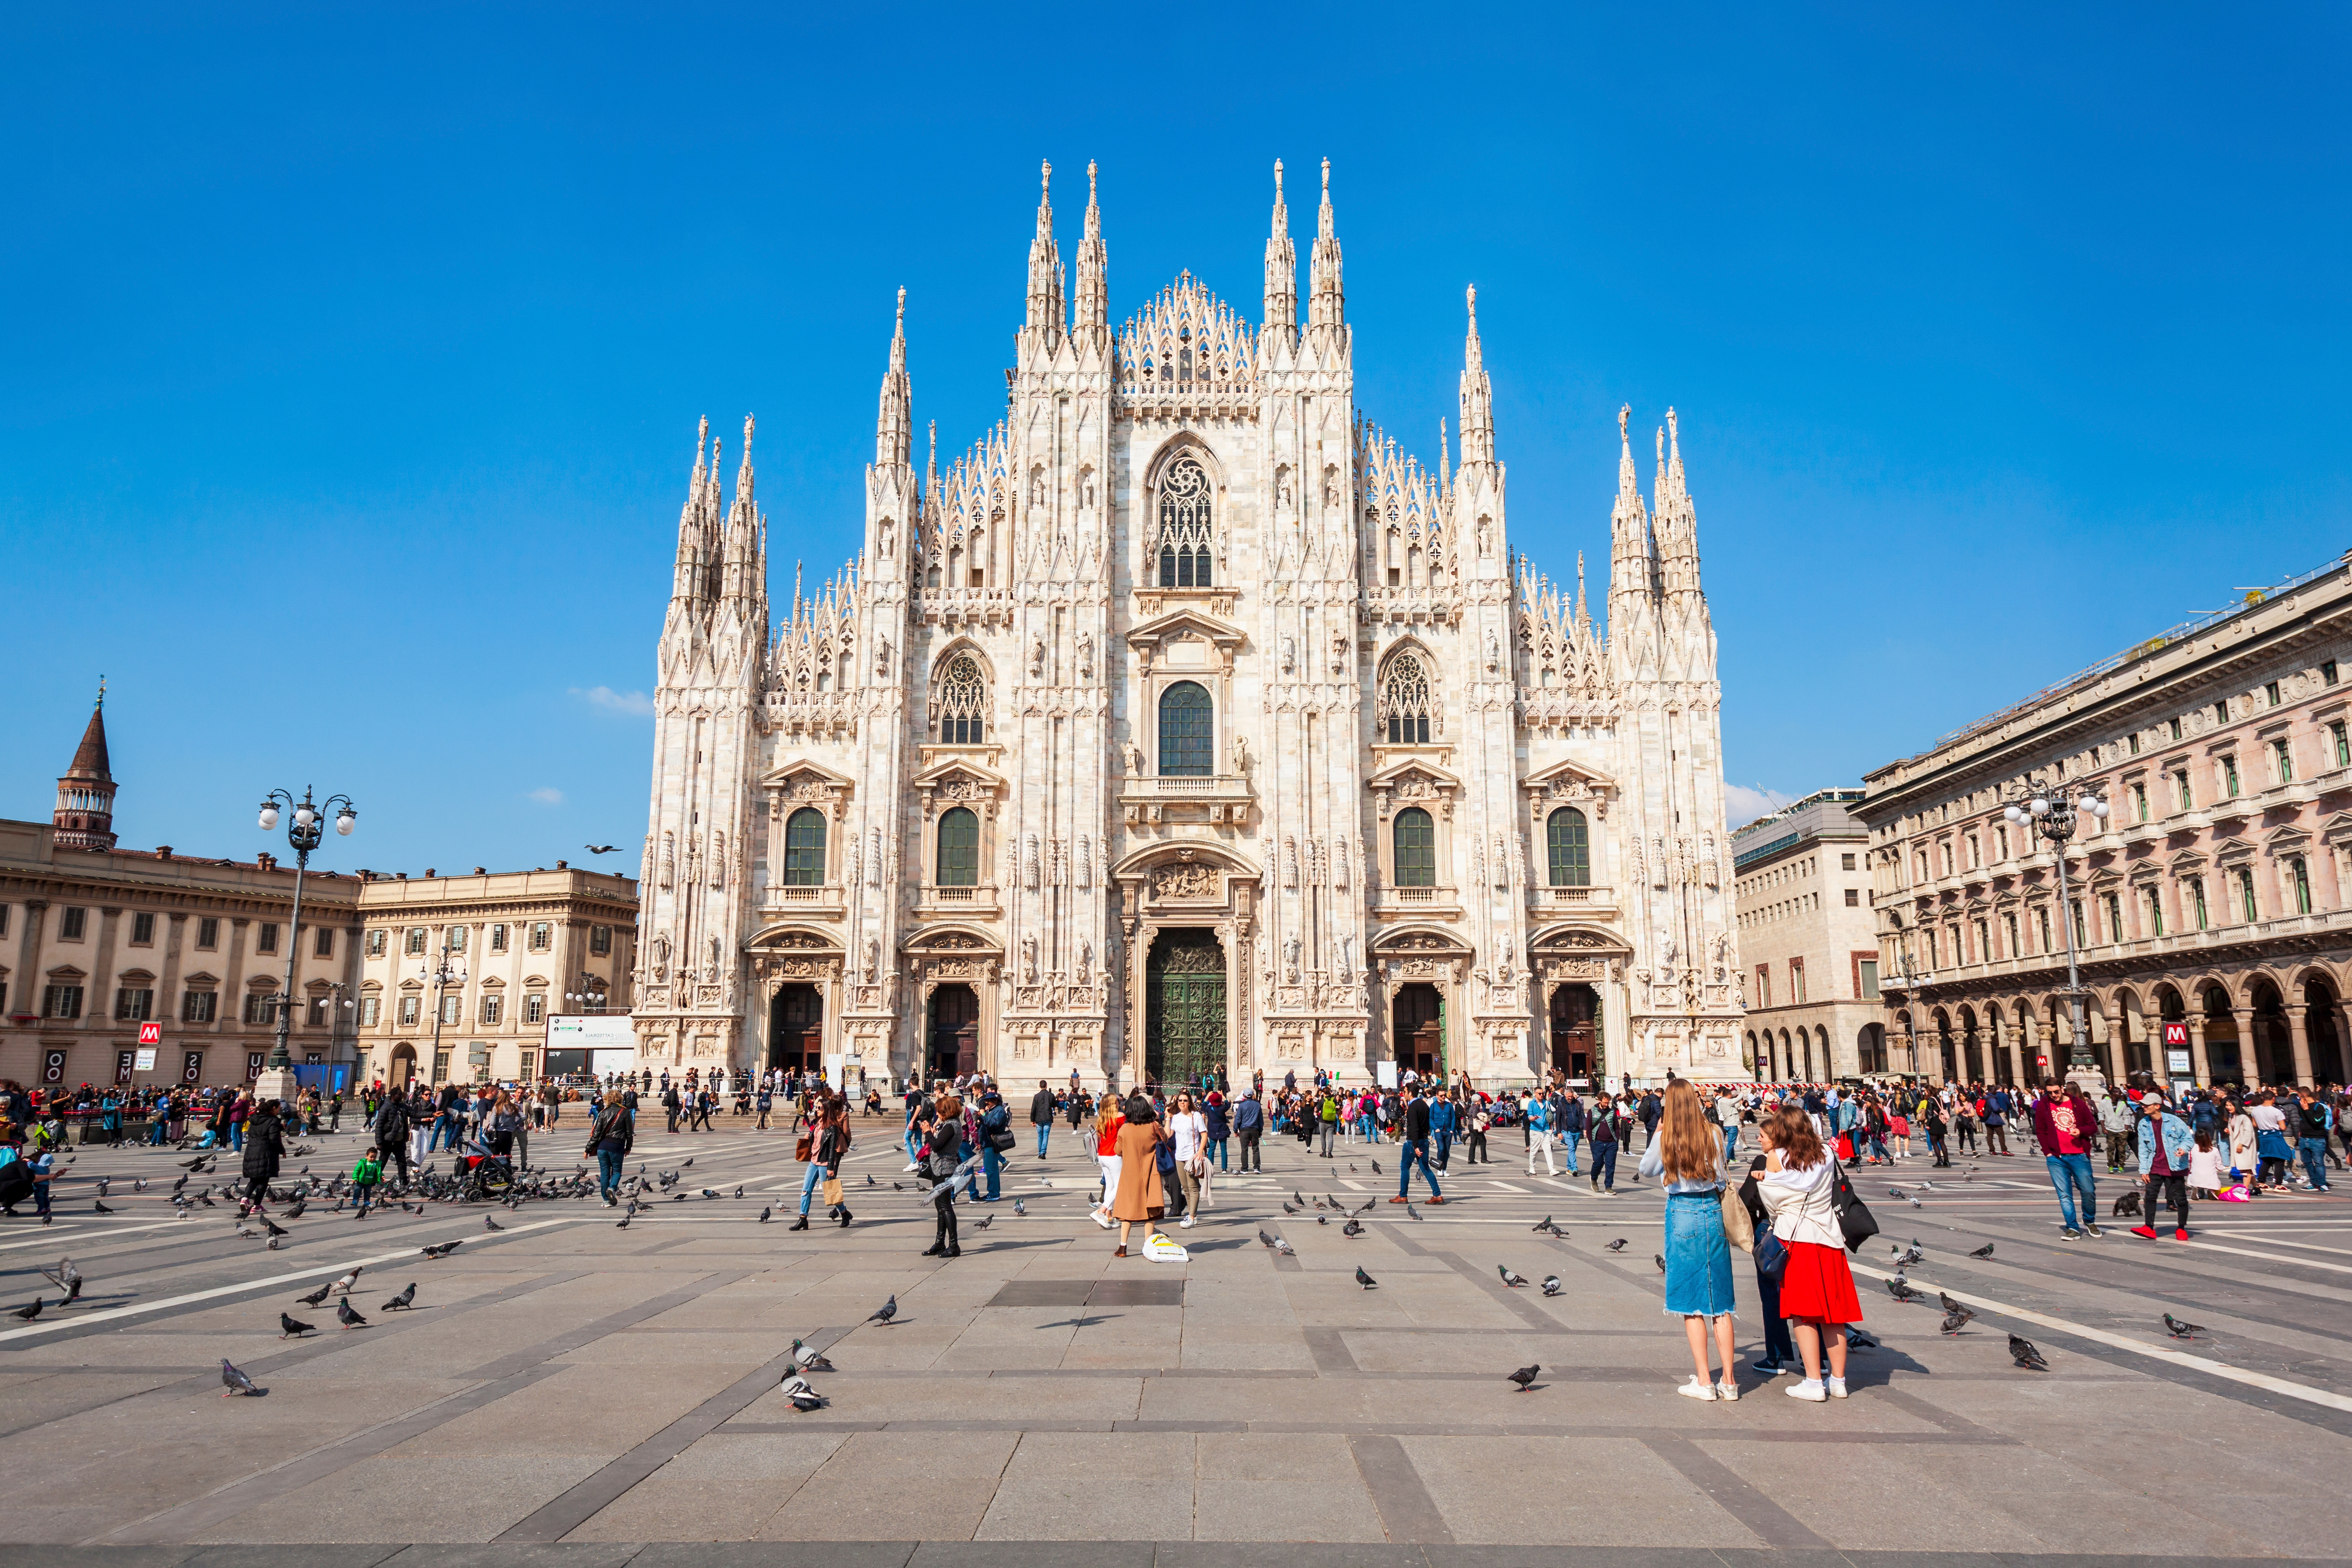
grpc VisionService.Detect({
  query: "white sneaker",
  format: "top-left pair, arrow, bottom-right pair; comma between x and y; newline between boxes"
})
903,1161 -> 921,1173
1826,1377 -> 1849,1399
1179,1216 -> 1194,1228
1714,1379 -> 1740,1401
1676,1376 -> 1717,1401
1091,1208 -> 1113,1229
1785,1379 -> 1827,1402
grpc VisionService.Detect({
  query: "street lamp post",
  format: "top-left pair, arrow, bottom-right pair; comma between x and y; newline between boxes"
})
254,787 -> 356,1104
420,940 -> 468,1086
2002,778 -> 2110,1091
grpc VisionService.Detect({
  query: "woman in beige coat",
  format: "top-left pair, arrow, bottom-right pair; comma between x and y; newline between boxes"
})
1109,1098 -> 1167,1258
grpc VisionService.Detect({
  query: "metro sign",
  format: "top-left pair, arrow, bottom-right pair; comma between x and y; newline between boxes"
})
137,1021 -> 162,1046
2162,1021 -> 2189,1049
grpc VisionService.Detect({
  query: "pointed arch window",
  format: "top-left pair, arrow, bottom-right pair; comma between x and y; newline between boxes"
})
937,652 -> 986,744
1393,807 -> 1437,887
937,807 -> 980,887
1546,807 -> 1590,887
783,808 -> 827,887
1156,457 -> 1213,587
1381,652 -> 1432,744
1158,681 -> 1214,777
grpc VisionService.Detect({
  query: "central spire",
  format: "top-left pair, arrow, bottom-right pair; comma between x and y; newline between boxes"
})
1024,158 -> 1063,341
1074,159 -> 1107,337
1308,157 -> 1345,346
875,287 -> 912,469
1458,285 -> 1494,465
1263,159 -> 1297,340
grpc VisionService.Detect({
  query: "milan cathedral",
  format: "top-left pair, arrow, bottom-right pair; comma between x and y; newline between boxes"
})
632,160 -> 1742,1090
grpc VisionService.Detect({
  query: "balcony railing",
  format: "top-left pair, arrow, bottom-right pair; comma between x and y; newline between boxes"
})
1532,884 -> 1615,907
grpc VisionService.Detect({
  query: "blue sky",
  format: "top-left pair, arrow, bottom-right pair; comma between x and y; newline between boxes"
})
5,4 -> 2346,872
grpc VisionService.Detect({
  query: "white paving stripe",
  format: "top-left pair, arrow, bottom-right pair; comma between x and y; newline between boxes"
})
1848,1259 -> 2352,1415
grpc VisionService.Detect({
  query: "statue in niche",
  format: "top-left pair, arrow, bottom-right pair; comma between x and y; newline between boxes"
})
1283,935 -> 1301,984
1076,629 -> 1093,679
1029,633 -> 1045,678
651,931 -> 671,982
875,634 -> 891,676
1021,933 -> 1039,984
1123,741 -> 1145,777
863,937 -> 879,985
1281,635 -> 1296,674
1077,940 -> 1093,986
1231,734 -> 1251,774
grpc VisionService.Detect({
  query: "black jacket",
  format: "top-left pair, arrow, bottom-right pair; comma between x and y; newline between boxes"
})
241,1112 -> 285,1180
1029,1088 -> 1056,1126
1403,1096 -> 1432,1144
373,1095 -> 413,1145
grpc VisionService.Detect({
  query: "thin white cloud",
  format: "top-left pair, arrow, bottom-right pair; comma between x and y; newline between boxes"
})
526,787 -> 565,806
572,685 -> 655,717
1724,783 -> 1797,829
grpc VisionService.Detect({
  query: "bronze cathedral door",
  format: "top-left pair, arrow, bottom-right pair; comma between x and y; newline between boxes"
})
1146,930 -> 1225,1090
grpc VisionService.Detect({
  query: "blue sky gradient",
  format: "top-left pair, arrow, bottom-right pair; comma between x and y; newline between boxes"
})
4,4 -> 2346,873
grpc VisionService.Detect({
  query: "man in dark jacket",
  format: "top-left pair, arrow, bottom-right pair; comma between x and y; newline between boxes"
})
1234,1090 -> 1264,1171
374,1091 -> 413,1187
1557,1091 -> 1586,1176
1389,1086 -> 1447,1205
240,1101 -> 285,1212
1029,1081 -> 1057,1160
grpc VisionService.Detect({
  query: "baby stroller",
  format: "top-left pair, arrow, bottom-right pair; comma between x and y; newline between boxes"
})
456,1139 -> 517,1201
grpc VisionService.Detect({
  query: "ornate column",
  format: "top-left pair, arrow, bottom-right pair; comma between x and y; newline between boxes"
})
2231,1008 -> 2256,1085
2286,1009 -> 2315,1087
2186,1015 -> 2210,1088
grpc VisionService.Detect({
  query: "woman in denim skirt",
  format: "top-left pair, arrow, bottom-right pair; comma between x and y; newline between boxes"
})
1640,1080 -> 1740,1401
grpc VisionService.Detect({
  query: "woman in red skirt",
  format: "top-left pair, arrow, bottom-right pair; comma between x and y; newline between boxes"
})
1757,1104 -> 1862,1400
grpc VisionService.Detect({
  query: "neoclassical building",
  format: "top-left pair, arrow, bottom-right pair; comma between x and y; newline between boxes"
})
1861,551 -> 2352,1088
633,161 -> 1741,1090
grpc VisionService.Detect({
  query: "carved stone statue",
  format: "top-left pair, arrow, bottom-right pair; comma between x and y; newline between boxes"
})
1028,632 -> 1045,678
863,937 -> 879,985
1076,629 -> 1093,679
1123,740 -> 1144,777
1485,627 -> 1500,673
1077,939 -> 1093,986
1021,933 -> 1039,984
1231,734 -> 1250,774
1280,635 -> 1296,673
651,931 -> 671,981
875,634 -> 890,676
1283,935 -> 1301,984
1659,934 -> 1679,969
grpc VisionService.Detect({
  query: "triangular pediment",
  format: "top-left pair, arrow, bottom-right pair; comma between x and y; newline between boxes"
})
1522,756 -> 1619,793
1127,606 -> 1243,651
762,757 -> 856,792
911,756 -> 1008,794
1367,756 -> 1464,794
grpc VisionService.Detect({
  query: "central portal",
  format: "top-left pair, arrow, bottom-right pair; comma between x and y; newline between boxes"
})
1146,928 -> 1226,1091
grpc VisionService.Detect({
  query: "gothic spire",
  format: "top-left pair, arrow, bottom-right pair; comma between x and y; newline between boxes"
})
1438,417 -> 1451,497
1307,157 -> 1345,344
673,415 -> 713,605
1024,159 -> 1063,341
1262,159 -> 1297,340
875,288 -> 912,469
1609,403 -> 1656,610
1458,285 -> 1494,465
1073,159 -> 1107,336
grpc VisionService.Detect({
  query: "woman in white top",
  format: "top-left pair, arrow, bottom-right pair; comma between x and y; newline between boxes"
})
1756,1103 -> 1863,1402
1168,1091 -> 1210,1229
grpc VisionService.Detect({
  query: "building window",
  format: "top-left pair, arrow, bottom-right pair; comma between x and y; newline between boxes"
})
1939,843 -> 1953,877
1380,652 -> 1433,745
1841,853 -> 1856,871
591,923 -> 615,957
359,996 -> 381,1026
315,926 -> 335,958
519,1049 -> 537,1078
183,990 -> 217,1024
130,911 -> 156,945
2128,733 -> 2141,755
1155,456 -> 1214,587
480,994 -> 503,1026
2290,856 -> 2313,914
2037,907 -> 2052,953
2133,782 -> 2149,823
1844,888 -> 1859,906
1393,807 -> 1437,887
59,907 -> 87,940
366,929 -> 387,958
2175,771 -> 2193,812
1994,825 -> 2009,859
1858,958 -> 1880,1000
2326,659 -> 2340,687
257,923 -> 279,954
2071,900 -> 2086,948
2145,887 -> 2165,938
2170,718 -> 2183,740
1545,808 -> 1590,887
524,993 -> 545,1024
2189,877 -> 2208,930
307,995 -> 330,1027
2274,738 -> 2293,784
490,923 -> 509,953
2215,701 -> 2229,726
2267,680 -> 2282,707
1755,965 -> 1772,1008
1790,959 -> 1807,1003
2004,912 -> 2019,956
114,987 -> 153,1020
244,990 -> 278,1025
936,807 -> 980,887
449,925 -> 468,954
2102,893 -> 2122,943
2334,721 -> 2351,768
405,927 -> 427,957
398,995 -> 421,1026
0,906 -> 8,938
440,995 -> 463,1026
2238,868 -> 2258,923
1158,681 -> 1215,776
784,809 -> 828,887
1973,918 -> 1989,960
936,651 -> 988,744
1924,929 -> 1939,967
2222,756 -> 2241,797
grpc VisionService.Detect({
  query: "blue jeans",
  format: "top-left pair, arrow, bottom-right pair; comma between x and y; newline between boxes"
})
1035,1124 -> 1052,1159
1756,1257 -> 1797,1364
798,1160 -> 828,1215
230,1122 -> 245,1152
1397,1138 -> 1441,1199
1720,1124 -> 1738,1163
2045,1152 -> 2097,1230
1433,1129 -> 1453,1168
1208,1136 -> 1228,1171
974,1144 -> 1001,1199
596,1147 -> 624,1197
2299,1137 -> 2333,1190
1590,1142 -> 1617,1190
149,1117 -> 169,1145
1559,1130 -> 1581,1173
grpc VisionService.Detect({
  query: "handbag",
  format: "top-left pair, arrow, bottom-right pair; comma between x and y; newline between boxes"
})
1754,1230 -> 1789,1278
794,1132 -> 815,1162
1828,1158 -> 1879,1252
1719,1185 -> 1755,1251
821,1176 -> 843,1206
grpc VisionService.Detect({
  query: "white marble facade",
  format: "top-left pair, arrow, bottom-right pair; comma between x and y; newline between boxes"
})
632,161 -> 1741,1090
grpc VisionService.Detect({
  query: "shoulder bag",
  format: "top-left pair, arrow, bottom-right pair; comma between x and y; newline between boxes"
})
1718,1184 -> 1755,1251
1827,1158 -> 1879,1252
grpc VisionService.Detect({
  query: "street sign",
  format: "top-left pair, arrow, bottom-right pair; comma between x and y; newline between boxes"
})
183,1050 -> 205,1083
42,1050 -> 67,1084
138,1021 -> 162,1046
116,1049 -> 136,1083
134,1047 -> 157,1070
2162,1021 -> 2189,1049
2167,1050 -> 2193,1074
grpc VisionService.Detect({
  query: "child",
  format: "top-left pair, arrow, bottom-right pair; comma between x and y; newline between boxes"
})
2187,1126 -> 2226,1200
351,1148 -> 384,1214
28,1143 -> 57,1226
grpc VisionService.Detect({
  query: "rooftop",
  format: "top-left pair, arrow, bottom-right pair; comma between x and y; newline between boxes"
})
1730,788 -> 1866,871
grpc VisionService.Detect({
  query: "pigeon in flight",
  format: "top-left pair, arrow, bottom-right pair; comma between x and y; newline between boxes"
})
793,1338 -> 836,1372
483,1215 -> 504,1231
382,1283 -> 417,1311
1968,1242 -> 1996,1259
2163,1313 -> 2206,1340
1605,1238 -> 1627,1253
868,1295 -> 898,1326
1498,1266 -> 1529,1288
38,1260 -> 82,1304
280,1312 -> 315,1338
584,843 -> 619,854
11,1299 -> 43,1322
337,1300 -> 369,1330
1541,1276 -> 1563,1297
2009,1333 -> 2049,1370
220,1358 -> 261,1397
1507,1364 -> 1540,1393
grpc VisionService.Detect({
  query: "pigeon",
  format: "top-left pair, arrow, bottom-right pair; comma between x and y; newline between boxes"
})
260,1217 -> 288,1238
1891,1245 -> 1924,1268
1968,1243 -> 1996,1259
1532,1216 -> 1556,1233
11,1299 -> 43,1322
382,1283 -> 417,1311
892,1183 -> 905,1191
758,1207 -> 772,1224
94,1199 -> 115,1214
2163,1313 -> 2206,1340
1258,1229 -> 1280,1250
421,1241 -> 461,1258
972,1214 -> 994,1231
1406,1204 -> 1423,1222
1507,1364 -> 1540,1393
1317,1215 -> 1329,1226
792,1338 -> 836,1372
1654,1254 -> 1666,1272
788,1389 -> 828,1412
584,843 -> 618,854
1888,1186 -> 1908,1201
483,1215 -> 503,1231
1355,1199 -> 1377,1215
1355,1266 -> 1377,1289
2009,1333 -> 2048,1370
1904,1194 -> 1923,1209
236,1224 -> 260,1238
1295,1190 -> 1305,1206
1541,1276 -> 1563,1297
1282,1202 -> 1300,1215
1887,1277 -> 1922,1304
868,1295 -> 898,1326
1342,1219 -> 1365,1238
220,1357 -> 261,1397
778,1372 -> 817,1399
280,1312 -> 315,1338
1847,1328 -> 1880,1350
180,1154 -> 209,1169
1938,1290 -> 1970,1318
1605,1239 -> 1627,1253
1499,1266 -> 1528,1288
95,1177 -> 110,1197
866,1173 -> 877,1186
1272,1235 -> 1295,1256
681,1158 -> 694,1169
38,1260 -> 82,1303
1013,1198 -> 1027,1217
1939,1308 -> 1973,1335
330,1267 -> 362,1295
1371,1159 -> 1382,1174
283,1197 -> 307,1220
615,1214 -> 632,1230
701,1189 -> 720,1200
337,1300 -> 369,1330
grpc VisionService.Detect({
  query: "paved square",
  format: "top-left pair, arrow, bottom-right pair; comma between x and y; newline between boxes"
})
4,1116 -> 2349,1568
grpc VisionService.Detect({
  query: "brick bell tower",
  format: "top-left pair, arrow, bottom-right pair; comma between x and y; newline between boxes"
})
54,678 -> 119,851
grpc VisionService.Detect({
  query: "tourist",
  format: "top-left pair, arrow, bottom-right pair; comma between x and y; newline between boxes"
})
2099,1089 -> 2136,1175
1203,1088 -> 1231,1172
2293,1088 -> 2334,1191
1588,1092 -> 1620,1194
374,1087 -> 414,1188
1234,1088 -> 1264,1171
1525,1088 -> 1557,1176
1090,1093 -> 1127,1227
1109,1096 -> 1167,1259
1318,1086 -> 1341,1158
1644,1081 -> 1739,1401
2032,1078 -> 2104,1239
1391,1083 -> 1446,1205
1029,1079 -> 1057,1160
1736,1129 -> 1798,1377
2187,1124 -> 2227,1199
1712,1086 -> 1743,1166
1756,1103 -> 1862,1401
1168,1090 -> 1208,1227
2250,1091 -> 2293,1190
2130,1089 -> 2195,1240
920,1093 -> 965,1259
794,1095 -> 852,1230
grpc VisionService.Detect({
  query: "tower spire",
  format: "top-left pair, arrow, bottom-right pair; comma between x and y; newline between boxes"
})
875,288 -> 912,469
1073,159 -> 1107,336
1458,285 -> 1494,465
1262,159 -> 1297,340
1307,157 -> 1345,345
673,416 -> 716,606
1609,403 -> 1657,612
1438,417 -> 1451,496
1024,159 -> 1063,340
54,679 -> 119,851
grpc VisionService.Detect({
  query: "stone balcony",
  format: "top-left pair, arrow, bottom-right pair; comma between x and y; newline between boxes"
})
759,882 -> 846,918
917,883 -> 1001,916
1375,884 -> 1463,918
1527,883 -> 1618,915
1119,773 -> 1254,827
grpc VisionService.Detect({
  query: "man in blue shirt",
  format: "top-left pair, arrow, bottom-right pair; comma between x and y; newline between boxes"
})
1524,1092 -> 1556,1176
1428,1093 -> 1457,1171
1984,1087 -> 2012,1155
1556,1090 -> 1584,1175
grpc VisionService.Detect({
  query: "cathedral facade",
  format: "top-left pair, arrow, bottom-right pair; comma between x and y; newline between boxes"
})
632,161 -> 1743,1090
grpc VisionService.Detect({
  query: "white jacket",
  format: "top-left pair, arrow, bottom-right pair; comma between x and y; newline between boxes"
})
1759,1157 -> 1843,1249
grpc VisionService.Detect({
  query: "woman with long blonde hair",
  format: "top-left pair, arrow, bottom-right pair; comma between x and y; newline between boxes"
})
1089,1091 -> 1126,1229
1639,1079 -> 1740,1400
